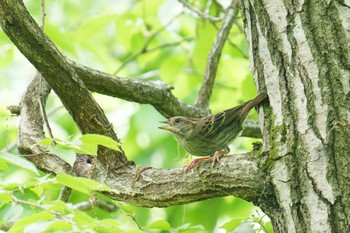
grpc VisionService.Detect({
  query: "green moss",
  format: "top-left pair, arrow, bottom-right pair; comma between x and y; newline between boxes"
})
257,112 -> 288,172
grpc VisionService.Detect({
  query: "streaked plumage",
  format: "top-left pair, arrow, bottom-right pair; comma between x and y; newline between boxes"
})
159,92 -> 267,170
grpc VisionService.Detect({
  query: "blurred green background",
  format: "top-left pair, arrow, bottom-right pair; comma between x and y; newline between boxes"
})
0,0 -> 271,232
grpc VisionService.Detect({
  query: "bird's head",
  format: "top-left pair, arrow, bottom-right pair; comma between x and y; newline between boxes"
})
159,116 -> 197,138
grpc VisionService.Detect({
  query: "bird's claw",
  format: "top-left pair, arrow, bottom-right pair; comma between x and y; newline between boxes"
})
183,150 -> 226,173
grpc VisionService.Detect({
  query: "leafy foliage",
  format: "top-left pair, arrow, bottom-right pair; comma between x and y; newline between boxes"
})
0,0 -> 271,232
37,134 -> 121,166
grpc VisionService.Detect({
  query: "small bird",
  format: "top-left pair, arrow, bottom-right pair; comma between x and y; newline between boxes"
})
159,92 -> 267,172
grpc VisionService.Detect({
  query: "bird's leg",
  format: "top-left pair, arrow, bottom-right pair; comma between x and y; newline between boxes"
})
184,156 -> 212,173
184,150 -> 227,172
210,150 -> 226,166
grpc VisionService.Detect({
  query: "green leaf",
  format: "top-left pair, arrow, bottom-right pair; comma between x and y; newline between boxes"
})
79,134 -> 121,153
231,222 -> 256,233
146,220 -> 171,231
46,200 -> 69,213
0,152 -> 39,175
73,210 -> 98,227
8,211 -> 54,233
47,147 -> 76,166
37,134 -> 121,159
0,204 -> 24,224
99,219 -> 121,227
0,159 -> 9,170
36,138 -> 53,146
56,173 -> 112,194
95,219 -> 123,233
263,221 -> 274,233
220,219 -> 242,232
0,192 -> 12,203
36,138 -> 63,146
29,186 -> 43,198
114,202 -> 134,215
175,223 -> 206,233
2,183 -> 21,191
44,220 -> 72,232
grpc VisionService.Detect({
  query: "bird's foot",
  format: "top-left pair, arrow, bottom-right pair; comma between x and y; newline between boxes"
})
183,150 -> 226,173
184,156 -> 211,173
211,150 -> 226,166
134,166 -> 152,181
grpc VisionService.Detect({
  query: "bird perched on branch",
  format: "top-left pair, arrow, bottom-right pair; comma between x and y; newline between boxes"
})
159,92 -> 267,172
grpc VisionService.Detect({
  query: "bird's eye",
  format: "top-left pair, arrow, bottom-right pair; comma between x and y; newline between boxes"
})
174,118 -> 181,124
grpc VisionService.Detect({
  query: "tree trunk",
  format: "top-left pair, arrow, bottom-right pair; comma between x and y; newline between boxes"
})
241,0 -> 350,232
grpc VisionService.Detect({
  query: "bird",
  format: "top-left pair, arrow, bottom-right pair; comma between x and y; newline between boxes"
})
159,92 -> 267,172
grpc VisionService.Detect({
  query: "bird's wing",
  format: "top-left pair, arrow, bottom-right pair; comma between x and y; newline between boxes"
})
200,93 -> 267,138
200,105 -> 244,137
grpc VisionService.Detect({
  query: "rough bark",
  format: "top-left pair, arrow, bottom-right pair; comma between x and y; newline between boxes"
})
241,0 -> 350,232
70,60 -> 209,119
17,74 -> 71,174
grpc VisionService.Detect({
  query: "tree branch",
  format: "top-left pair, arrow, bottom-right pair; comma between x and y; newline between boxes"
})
0,0 -> 128,168
73,199 -> 117,212
196,0 -> 239,108
15,67 -> 266,209
113,12 -> 184,75
17,74 -> 71,174
71,60 -> 209,118
104,153 -> 265,207
114,37 -> 193,75
179,0 -> 223,22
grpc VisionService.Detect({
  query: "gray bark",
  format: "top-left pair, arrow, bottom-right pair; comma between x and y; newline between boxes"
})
241,0 -> 350,232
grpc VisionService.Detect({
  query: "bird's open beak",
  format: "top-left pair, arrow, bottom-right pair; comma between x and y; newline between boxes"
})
158,120 -> 172,131
158,125 -> 172,131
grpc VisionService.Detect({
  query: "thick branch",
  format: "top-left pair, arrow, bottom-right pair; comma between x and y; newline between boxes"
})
17,74 -> 267,208
17,74 -> 71,173
195,0 -> 238,108
71,61 -> 209,119
17,74 -> 100,176
0,0 -> 128,168
105,153 -> 265,207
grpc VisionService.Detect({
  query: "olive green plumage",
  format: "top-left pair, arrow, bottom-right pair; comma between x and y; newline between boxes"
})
159,92 -> 267,157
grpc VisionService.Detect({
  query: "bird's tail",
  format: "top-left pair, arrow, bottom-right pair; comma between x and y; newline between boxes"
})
240,92 -> 268,117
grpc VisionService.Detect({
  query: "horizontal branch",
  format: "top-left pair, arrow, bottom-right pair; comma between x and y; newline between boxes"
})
17,76 -> 266,207
103,153 -> 265,207
16,77 -> 265,207
71,61 -> 209,118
